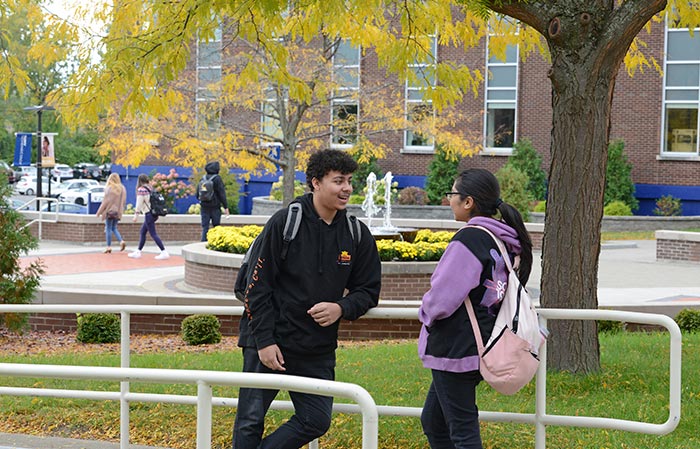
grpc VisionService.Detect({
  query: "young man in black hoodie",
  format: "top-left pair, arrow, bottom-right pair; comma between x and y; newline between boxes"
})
197,161 -> 229,242
232,149 -> 382,449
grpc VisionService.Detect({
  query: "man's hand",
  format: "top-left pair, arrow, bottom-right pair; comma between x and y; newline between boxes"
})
258,344 -> 285,371
308,302 -> 342,327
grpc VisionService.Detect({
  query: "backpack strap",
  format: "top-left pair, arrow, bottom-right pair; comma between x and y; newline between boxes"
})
280,203 -> 302,260
466,224 -> 524,333
346,214 -> 362,245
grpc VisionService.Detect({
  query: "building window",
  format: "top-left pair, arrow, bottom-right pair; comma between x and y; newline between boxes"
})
404,35 -> 437,153
331,39 -> 360,147
662,24 -> 700,156
484,37 -> 518,153
196,26 -> 222,132
261,88 -> 284,141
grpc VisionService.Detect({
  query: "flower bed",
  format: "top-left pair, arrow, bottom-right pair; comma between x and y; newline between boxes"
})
206,226 -> 451,262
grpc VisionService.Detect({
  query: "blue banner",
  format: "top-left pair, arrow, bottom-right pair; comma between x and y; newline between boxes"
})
14,133 -> 33,166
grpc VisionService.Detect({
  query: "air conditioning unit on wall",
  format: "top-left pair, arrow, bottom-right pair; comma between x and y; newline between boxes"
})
671,128 -> 696,152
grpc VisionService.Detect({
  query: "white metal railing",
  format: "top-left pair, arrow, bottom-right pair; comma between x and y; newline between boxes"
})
18,196 -> 59,237
0,305 -> 682,449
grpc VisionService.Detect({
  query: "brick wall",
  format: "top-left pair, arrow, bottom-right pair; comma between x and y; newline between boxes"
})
26,313 -> 421,340
656,231 -> 700,263
22,212 -> 204,243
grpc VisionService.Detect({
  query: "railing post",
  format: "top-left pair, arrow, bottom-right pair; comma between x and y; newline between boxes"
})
197,381 -> 213,449
535,316 -> 548,449
120,311 -> 130,449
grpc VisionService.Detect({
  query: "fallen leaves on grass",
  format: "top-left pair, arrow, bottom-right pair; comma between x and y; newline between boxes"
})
0,329 -> 240,356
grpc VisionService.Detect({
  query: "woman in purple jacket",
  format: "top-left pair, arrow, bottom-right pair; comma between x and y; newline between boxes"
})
418,169 -> 533,449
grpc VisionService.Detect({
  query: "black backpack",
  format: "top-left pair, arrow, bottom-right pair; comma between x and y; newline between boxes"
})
148,187 -> 168,217
234,202 -> 362,301
198,174 -> 216,203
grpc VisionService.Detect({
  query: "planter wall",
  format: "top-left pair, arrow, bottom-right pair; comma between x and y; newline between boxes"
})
656,231 -> 700,263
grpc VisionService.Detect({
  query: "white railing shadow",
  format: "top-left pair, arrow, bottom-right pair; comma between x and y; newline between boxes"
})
0,305 -> 683,449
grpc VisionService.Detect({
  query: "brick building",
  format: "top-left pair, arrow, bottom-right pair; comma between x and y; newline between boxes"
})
183,16 -> 699,215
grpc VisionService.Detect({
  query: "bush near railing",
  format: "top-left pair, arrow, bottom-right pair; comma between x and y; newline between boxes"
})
205,226 -> 452,262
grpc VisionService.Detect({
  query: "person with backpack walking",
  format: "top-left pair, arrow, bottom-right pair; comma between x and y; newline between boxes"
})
128,173 -> 170,260
95,173 -> 127,254
417,168 -> 533,449
232,149 -> 382,449
197,161 -> 229,242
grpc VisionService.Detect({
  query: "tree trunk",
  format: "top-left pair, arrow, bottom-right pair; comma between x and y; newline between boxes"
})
488,1 -> 668,373
281,144 -> 297,207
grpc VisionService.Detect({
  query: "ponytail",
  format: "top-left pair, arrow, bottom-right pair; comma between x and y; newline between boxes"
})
497,201 -> 533,285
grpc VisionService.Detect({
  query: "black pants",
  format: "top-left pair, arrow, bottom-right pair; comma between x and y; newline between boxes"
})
200,205 -> 222,241
232,347 -> 335,449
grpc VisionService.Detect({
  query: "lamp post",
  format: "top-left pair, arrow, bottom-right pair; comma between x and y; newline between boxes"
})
24,105 -> 55,210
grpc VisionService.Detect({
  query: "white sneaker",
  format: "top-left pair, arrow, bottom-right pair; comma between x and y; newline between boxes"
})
155,250 -> 170,260
128,250 -> 142,259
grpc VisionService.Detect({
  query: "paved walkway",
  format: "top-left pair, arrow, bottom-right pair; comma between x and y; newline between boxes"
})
4,238 -> 700,449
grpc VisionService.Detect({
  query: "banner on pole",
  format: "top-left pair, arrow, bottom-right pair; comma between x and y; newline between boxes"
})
14,133 -> 33,166
41,134 -> 56,168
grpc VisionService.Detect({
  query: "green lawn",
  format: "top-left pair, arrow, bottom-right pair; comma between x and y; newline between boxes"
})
0,333 -> 698,449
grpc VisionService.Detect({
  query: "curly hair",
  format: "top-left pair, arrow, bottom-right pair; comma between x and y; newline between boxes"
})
305,149 -> 358,191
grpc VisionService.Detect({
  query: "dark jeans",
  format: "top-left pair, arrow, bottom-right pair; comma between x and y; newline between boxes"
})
232,347 -> 335,449
200,206 -> 222,242
421,369 -> 483,449
138,212 -> 165,251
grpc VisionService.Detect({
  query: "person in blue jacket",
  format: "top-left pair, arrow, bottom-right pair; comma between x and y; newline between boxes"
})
232,149 -> 382,449
418,168 -> 533,449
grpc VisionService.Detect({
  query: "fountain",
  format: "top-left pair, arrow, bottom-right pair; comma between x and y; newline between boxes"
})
361,171 -> 417,242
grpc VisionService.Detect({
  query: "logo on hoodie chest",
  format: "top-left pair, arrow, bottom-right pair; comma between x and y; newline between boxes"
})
337,250 -> 352,266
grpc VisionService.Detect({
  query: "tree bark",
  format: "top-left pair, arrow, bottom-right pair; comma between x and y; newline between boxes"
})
487,0 -> 667,373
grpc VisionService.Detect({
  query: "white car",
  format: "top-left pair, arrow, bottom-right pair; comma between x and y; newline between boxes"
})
50,179 -> 100,198
59,185 -> 105,205
14,176 -> 50,196
50,164 -> 74,180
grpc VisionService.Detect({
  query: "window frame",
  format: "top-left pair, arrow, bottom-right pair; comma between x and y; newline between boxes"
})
331,39 -> 361,148
482,33 -> 519,156
660,21 -> 700,160
403,34 -> 438,154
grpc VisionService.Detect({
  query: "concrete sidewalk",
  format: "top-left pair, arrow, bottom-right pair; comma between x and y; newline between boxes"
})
6,238 -> 700,449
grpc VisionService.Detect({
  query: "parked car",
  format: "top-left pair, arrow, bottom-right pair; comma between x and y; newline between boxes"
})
0,160 -> 17,184
50,179 -> 100,198
14,176 -> 50,196
14,165 -> 38,180
14,200 -> 89,214
98,163 -> 112,181
42,202 -> 89,214
59,185 -> 105,205
50,164 -> 74,180
73,163 -> 101,180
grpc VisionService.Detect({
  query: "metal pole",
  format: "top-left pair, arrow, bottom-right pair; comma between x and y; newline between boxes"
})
197,381 -> 213,449
120,312 -> 130,449
35,110 -> 43,210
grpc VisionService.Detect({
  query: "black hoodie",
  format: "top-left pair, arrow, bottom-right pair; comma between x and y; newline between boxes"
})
239,193 -> 381,358
198,161 -> 228,209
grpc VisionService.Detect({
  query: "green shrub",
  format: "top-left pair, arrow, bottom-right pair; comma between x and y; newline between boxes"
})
76,313 -> 120,344
348,194 -> 364,205
506,139 -> 547,201
675,309 -> 700,333
397,186 -> 429,205
603,200 -> 633,216
495,165 -> 532,221
598,320 -> 624,334
181,314 -> 222,345
653,195 -> 682,217
425,145 -> 460,205
533,200 -> 546,213
0,181 -> 43,333
269,177 -> 306,201
350,151 -> 384,194
605,140 -> 638,211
